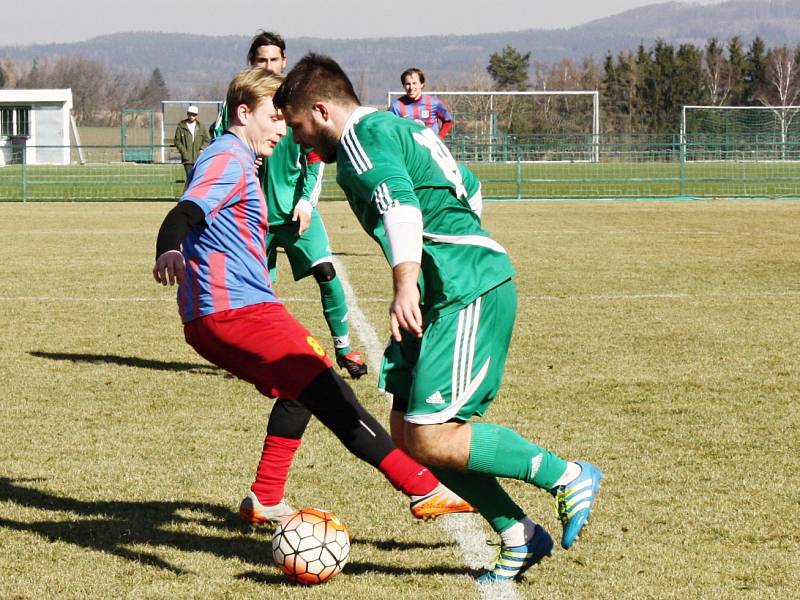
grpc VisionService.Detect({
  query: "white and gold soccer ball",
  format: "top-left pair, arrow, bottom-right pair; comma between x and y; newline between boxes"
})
271,507 -> 350,585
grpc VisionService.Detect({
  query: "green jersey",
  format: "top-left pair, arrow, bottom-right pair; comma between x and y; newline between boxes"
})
261,131 -> 324,226
335,108 -> 515,320
212,103 -> 323,227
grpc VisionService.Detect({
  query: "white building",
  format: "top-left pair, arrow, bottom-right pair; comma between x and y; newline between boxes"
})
0,89 -> 72,166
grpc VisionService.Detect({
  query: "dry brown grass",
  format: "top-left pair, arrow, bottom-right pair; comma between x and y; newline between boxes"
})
1,200 -> 798,599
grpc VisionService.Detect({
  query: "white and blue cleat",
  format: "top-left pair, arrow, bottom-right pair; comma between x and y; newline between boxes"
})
552,461 -> 603,549
477,525 -> 554,584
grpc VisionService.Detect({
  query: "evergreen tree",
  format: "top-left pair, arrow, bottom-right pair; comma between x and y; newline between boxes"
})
131,68 -> 170,110
0,66 -> 5,89
727,36 -> 746,105
634,44 -> 653,131
639,39 -> 677,133
743,36 -> 768,105
675,43 -> 709,109
602,52 -> 637,132
601,53 -> 621,132
486,46 -> 531,91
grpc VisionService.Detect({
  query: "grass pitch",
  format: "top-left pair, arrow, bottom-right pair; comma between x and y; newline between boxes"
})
1,200 -> 799,599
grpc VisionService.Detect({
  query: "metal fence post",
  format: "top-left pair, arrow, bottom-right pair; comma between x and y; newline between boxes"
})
21,145 -> 28,203
516,153 -> 522,200
679,133 -> 686,197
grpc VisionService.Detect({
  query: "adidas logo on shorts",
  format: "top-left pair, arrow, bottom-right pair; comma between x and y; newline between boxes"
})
425,391 -> 445,405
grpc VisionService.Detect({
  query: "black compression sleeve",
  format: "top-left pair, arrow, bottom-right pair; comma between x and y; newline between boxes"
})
155,201 -> 205,259
297,369 -> 395,467
266,398 -> 313,439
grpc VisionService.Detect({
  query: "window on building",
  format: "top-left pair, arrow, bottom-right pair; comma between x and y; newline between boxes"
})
0,107 -> 31,137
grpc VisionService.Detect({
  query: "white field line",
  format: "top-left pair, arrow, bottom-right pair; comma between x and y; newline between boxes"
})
332,257 -> 519,600
2,290 -> 800,304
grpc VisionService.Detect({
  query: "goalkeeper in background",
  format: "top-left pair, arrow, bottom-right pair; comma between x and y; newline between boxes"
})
388,67 -> 453,140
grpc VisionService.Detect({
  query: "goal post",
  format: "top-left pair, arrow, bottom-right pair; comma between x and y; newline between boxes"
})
386,90 -> 600,162
681,105 -> 800,161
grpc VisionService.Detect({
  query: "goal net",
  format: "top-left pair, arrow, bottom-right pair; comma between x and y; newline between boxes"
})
681,105 -> 800,161
386,91 -> 599,162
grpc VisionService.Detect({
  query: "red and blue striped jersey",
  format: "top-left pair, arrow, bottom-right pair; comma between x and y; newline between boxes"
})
178,133 -> 279,322
389,94 -> 453,136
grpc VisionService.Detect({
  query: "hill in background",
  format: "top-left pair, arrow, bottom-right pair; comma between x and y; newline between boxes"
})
1,0 -> 799,103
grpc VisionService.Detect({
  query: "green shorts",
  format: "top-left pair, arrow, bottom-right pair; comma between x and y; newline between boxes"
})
266,210 -> 332,281
378,279 -> 517,424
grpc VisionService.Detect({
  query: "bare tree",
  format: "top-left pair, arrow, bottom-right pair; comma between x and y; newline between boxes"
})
758,45 -> 800,156
704,38 -> 731,105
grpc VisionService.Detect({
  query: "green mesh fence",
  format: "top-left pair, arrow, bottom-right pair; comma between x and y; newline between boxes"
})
1,138 -> 799,202
0,145 -> 185,201
447,133 -> 800,199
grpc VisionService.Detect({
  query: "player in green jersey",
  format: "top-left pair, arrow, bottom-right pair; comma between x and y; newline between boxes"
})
212,32 -> 367,379
211,33 -> 369,527
275,53 -> 604,584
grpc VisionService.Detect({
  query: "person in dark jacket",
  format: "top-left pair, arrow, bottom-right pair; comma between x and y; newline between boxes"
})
173,105 -> 210,183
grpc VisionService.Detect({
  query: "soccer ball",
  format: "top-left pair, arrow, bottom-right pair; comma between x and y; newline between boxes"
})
271,507 -> 350,585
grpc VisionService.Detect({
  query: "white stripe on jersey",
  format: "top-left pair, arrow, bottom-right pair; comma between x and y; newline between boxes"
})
455,297 -> 481,402
307,162 -> 324,207
467,295 -> 481,393
453,306 -> 466,404
422,232 -> 507,254
373,183 -> 399,214
342,128 -> 373,174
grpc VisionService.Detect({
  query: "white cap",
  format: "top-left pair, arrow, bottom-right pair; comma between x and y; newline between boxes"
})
187,105 -> 199,114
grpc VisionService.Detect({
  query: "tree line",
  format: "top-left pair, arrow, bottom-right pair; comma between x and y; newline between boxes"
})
486,36 -> 800,134
0,57 -> 169,125
2,36 -> 799,133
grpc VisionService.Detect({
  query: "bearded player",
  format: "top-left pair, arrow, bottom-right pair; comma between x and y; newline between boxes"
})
274,54 -> 603,583
154,67 -> 474,532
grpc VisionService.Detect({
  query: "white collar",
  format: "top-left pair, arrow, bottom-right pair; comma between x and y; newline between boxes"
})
342,106 -> 378,136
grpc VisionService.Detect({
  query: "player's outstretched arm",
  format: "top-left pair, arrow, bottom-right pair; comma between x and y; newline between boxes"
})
152,201 -> 205,285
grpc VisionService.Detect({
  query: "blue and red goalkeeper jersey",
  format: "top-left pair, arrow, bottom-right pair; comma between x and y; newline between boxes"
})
389,94 -> 453,136
178,133 -> 279,322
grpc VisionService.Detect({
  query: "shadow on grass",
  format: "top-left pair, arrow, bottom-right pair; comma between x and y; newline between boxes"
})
237,557 -> 471,584
0,478 -> 467,579
332,250 -> 378,258
29,351 -> 219,375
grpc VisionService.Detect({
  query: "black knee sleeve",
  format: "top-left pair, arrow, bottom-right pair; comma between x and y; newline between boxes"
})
266,398 -> 313,439
297,368 -> 395,467
310,261 -> 336,283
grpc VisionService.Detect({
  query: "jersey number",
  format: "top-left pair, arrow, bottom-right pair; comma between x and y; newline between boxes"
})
412,129 -> 466,198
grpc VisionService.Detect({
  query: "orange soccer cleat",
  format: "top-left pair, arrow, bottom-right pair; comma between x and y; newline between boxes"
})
410,484 -> 477,521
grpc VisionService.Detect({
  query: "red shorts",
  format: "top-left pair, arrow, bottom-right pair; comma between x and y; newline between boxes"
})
184,302 -> 332,400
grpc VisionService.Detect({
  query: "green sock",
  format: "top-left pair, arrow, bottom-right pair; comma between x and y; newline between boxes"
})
432,467 -> 523,534
467,422 -> 569,490
318,277 -> 350,355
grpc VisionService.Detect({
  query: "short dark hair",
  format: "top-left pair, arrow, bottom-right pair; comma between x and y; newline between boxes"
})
247,30 -> 286,66
401,67 -> 425,85
274,52 -> 360,112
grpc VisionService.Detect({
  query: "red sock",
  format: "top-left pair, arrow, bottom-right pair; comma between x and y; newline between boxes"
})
377,448 -> 439,497
250,435 -> 302,505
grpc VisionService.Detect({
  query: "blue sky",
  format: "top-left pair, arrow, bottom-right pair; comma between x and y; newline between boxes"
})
0,0 -> 720,46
